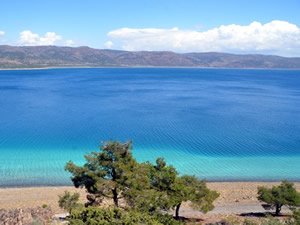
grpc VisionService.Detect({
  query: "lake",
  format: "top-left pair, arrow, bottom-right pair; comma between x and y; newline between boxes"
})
0,68 -> 299,186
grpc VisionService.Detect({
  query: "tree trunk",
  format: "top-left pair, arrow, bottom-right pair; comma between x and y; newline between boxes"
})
111,168 -> 119,207
275,204 -> 282,216
112,188 -> 119,207
175,203 -> 181,220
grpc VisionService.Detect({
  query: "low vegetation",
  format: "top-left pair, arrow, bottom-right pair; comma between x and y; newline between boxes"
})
258,181 -> 300,215
58,140 -> 300,224
68,207 -> 181,225
62,141 -> 218,224
58,191 -> 82,213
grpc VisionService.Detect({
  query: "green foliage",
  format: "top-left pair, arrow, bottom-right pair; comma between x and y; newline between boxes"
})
185,176 -> 219,213
58,191 -> 81,213
68,207 -> 183,225
120,162 -> 161,212
148,158 -> 219,218
257,181 -> 300,215
65,141 -> 138,207
150,158 -> 178,193
41,204 -> 48,208
64,140 -> 219,222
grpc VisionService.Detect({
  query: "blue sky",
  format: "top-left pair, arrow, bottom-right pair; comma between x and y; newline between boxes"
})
0,0 -> 300,56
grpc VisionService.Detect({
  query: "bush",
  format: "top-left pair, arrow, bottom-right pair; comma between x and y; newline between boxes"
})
68,207 -> 183,225
58,191 -> 82,213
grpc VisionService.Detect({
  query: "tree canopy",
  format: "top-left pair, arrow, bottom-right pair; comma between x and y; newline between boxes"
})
65,141 -> 139,207
148,158 -> 219,219
64,140 -> 219,221
258,181 -> 300,215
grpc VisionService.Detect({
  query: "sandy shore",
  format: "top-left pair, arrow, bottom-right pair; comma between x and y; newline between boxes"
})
0,182 -> 299,218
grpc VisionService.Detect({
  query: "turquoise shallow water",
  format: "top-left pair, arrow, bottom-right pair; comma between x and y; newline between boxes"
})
0,68 -> 299,186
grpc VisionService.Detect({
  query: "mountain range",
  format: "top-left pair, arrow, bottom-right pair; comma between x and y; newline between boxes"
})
0,45 -> 300,69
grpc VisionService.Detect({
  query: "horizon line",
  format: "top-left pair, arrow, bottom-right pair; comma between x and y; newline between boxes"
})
1,44 -> 300,59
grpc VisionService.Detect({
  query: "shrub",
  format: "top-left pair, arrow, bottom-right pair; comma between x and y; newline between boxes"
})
58,191 -> 82,213
68,207 -> 183,225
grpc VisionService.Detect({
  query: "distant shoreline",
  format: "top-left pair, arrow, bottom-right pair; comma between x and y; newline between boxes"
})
1,45 -> 300,70
2,179 -> 300,189
1,66 -> 300,71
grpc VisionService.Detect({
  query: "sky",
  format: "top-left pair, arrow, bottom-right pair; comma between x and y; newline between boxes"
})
0,0 -> 300,56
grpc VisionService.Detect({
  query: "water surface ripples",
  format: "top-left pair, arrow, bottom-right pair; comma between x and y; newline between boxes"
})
0,68 -> 299,186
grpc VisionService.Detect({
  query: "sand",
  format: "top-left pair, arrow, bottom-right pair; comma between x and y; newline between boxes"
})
0,186 -> 86,213
0,182 -> 299,219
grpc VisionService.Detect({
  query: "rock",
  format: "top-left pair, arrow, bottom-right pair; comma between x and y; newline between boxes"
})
0,207 -> 53,225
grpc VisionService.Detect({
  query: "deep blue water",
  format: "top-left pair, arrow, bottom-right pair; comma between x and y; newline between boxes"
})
0,68 -> 299,186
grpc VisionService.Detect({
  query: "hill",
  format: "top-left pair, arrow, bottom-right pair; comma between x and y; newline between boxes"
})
0,45 -> 300,69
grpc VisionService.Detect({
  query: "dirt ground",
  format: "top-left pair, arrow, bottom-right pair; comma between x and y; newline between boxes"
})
0,182 -> 299,223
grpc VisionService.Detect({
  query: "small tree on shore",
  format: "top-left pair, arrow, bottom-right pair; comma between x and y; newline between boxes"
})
65,141 -> 138,207
149,158 -> 219,219
258,181 -> 300,216
172,175 -> 219,219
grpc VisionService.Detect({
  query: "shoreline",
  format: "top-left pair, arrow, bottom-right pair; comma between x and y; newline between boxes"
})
0,180 -> 299,189
1,179 -> 300,189
1,182 -> 299,214
1,66 -> 300,71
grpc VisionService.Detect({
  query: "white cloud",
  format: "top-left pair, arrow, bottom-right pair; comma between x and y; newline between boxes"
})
0,31 -> 6,44
104,40 -> 114,48
106,21 -> 300,56
19,30 -> 62,45
65,39 -> 75,46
